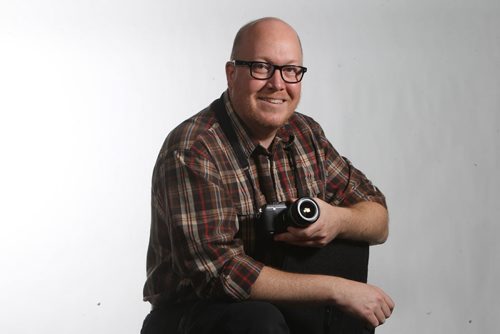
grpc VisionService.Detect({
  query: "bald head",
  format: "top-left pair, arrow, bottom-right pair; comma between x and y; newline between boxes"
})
230,17 -> 303,60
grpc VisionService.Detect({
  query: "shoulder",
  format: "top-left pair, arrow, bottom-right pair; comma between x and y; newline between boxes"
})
158,103 -> 219,160
152,102 -> 226,188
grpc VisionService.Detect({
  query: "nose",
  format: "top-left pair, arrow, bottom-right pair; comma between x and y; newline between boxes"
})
266,68 -> 285,90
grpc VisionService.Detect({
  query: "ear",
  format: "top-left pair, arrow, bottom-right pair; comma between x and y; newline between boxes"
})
225,61 -> 235,89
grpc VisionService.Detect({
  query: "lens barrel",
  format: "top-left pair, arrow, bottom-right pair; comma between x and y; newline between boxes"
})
288,197 -> 320,227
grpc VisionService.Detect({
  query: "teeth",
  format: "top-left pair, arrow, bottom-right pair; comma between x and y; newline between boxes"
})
262,98 -> 284,104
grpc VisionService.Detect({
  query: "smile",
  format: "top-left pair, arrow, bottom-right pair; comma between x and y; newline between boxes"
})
259,97 -> 286,104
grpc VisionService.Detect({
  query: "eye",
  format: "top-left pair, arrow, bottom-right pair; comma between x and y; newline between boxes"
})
283,66 -> 301,75
252,62 -> 272,74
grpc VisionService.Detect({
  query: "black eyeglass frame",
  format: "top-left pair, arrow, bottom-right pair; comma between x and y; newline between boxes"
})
231,60 -> 307,83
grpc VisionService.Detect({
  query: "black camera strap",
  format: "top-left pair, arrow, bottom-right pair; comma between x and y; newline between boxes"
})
213,95 -> 277,261
213,95 -> 249,170
283,137 -> 306,199
213,94 -> 305,199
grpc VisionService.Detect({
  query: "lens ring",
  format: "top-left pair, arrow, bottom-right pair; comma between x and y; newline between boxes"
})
292,197 -> 320,226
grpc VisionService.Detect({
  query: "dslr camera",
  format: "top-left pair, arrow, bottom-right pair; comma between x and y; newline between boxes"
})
258,197 -> 320,235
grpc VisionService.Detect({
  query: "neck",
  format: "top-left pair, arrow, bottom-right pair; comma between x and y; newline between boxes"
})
234,110 -> 277,149
257,136 -> 275,150
247,125 -> 277,149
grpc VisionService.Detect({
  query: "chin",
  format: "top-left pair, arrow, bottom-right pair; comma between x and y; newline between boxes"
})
256,112 -> 291,130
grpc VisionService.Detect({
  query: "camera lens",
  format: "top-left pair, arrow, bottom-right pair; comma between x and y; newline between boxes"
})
289,197 -> 320,227
298,200 -> 317,220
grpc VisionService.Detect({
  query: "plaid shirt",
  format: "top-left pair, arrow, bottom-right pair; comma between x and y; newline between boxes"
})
143,91 -> 386,306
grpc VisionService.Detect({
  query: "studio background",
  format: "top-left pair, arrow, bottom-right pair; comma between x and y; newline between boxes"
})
1,0 -> 498,333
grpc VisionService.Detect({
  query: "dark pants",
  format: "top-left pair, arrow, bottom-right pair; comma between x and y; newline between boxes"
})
141,300 -> 289,334
140,300 -> 373,334
141,240 -> 373,333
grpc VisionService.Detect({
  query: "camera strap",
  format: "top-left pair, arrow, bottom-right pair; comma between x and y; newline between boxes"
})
213,94 -> 249,170
283,139 -> 306,199
213,94 -> 306,198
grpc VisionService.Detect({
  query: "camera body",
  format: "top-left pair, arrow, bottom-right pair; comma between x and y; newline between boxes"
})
258,197 -> 320,235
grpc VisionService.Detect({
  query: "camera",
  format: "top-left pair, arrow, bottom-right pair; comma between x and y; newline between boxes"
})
258,197 -> 320,235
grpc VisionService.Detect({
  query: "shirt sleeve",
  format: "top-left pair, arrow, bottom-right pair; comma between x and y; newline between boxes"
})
157,146 -> 263,301
313,124 -> 387,208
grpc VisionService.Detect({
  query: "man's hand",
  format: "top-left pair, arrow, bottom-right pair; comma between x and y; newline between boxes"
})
273,198 -> 345,247
332,277 -> 395,328
274,198 -> 389,246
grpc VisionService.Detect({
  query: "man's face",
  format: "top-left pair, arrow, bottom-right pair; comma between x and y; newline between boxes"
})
226,20 -> 303,144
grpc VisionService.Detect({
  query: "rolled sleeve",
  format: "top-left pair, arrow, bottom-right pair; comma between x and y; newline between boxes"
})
330,155 -> 386,208
314,128 -> 386,209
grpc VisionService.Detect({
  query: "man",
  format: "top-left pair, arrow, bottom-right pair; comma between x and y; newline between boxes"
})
142,17 -> 394,334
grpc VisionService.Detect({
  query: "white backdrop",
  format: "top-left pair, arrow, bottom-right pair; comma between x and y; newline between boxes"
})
1,0 -> 499,333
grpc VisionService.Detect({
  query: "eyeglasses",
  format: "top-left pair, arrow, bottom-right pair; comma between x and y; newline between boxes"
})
231,60 -> 307,83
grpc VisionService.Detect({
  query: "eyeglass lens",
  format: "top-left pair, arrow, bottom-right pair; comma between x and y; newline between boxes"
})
251,63 -> 304,83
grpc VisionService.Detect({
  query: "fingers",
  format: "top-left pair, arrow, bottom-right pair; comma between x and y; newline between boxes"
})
366,314 -> 380,328
374,306 -> 387,326
287,224 -> 321,238
373,289 -> 395,327
383,294 -> 395,316
385,293 -> 396,312
381,301 -> 392,318
364,300 -> 392,328
274,222 -> 327,242
345,282 -> 394,328
273,228 -> 328,247
273,232 -> 313,246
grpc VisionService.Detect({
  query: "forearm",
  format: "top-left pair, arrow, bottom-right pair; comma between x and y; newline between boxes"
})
335,201 -> 389,245
249,266 -> 337,304
249,265 -> 395,327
